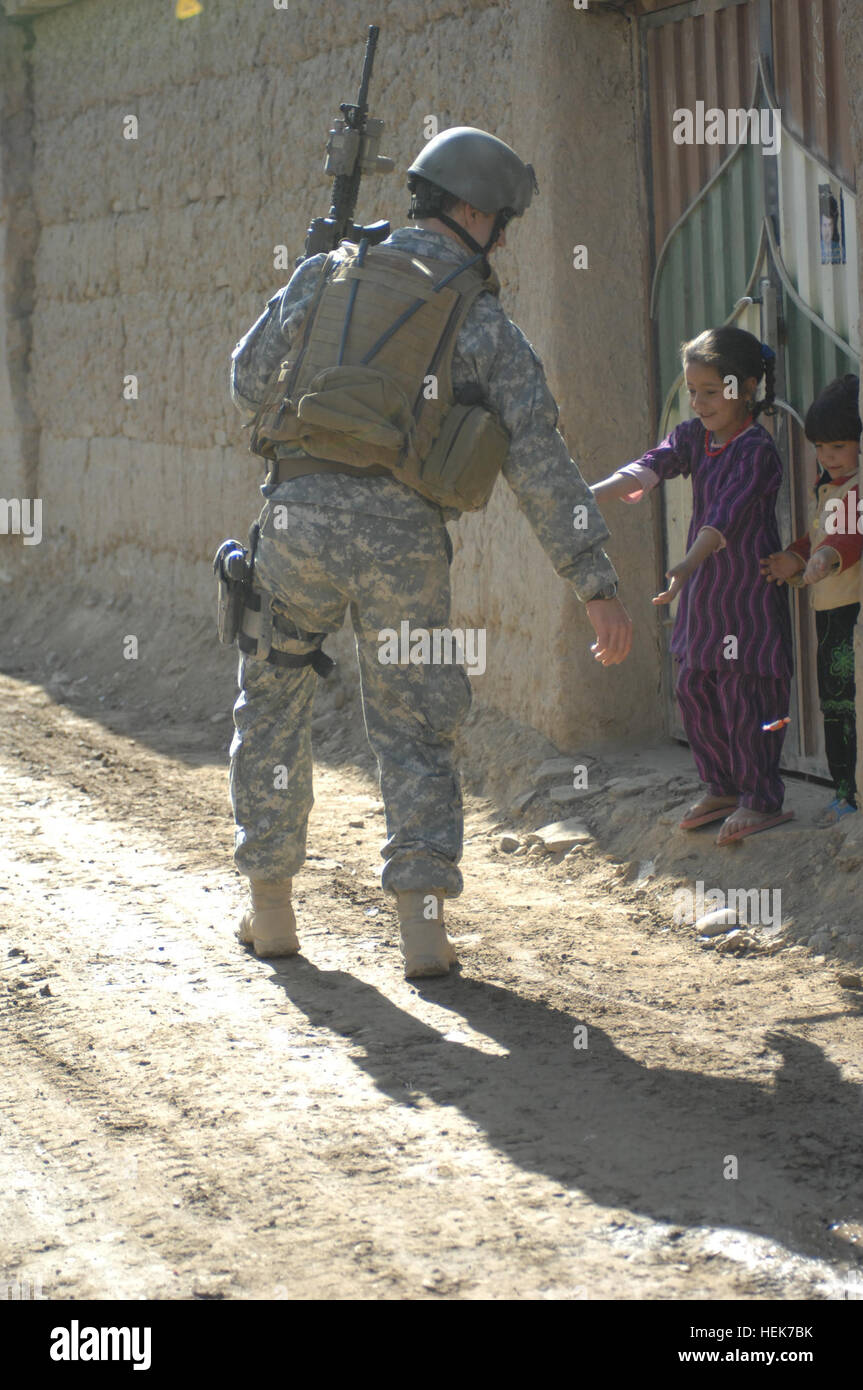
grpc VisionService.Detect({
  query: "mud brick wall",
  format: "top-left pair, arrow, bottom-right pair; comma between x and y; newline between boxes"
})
0,10 -> 38,508
0,0 -> 663,748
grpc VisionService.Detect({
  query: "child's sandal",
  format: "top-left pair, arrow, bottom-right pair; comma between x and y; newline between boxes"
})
815,798 -> 857,827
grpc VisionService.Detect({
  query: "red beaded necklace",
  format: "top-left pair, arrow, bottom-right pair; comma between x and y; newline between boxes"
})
703,417 -> 754,457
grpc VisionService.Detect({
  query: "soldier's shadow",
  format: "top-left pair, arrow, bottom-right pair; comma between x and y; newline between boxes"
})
266,959 -> 863,1266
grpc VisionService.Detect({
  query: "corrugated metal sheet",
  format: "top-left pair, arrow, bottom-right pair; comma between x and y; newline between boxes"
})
644,1 -> 761,250
652,141 -> 765,406
639,0 -> 699,11
782,291 -> 859,414
774,124 -> 859,365
640,0 -> 859,778
784,418 -> 827,770
772,0 -> 856,191
769,32 -> 858,766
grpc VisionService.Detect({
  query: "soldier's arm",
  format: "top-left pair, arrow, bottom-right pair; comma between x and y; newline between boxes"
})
454,297 -> 619,602
229,254 -> 328,417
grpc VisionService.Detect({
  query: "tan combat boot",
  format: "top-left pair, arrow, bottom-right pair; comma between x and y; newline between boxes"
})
236,878 -> 300,957
396,890 -> 458,979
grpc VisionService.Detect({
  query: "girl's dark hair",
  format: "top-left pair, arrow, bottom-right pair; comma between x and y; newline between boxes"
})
681,325 -> 776,419
804,374 -> 862,443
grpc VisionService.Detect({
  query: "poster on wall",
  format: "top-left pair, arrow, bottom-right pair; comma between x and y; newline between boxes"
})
819,182 -> 847,265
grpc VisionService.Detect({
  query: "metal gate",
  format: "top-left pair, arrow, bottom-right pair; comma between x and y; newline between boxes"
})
641,0 -> 859,777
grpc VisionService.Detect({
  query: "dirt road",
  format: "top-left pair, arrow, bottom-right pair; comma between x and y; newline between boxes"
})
1,670 -> 862,1301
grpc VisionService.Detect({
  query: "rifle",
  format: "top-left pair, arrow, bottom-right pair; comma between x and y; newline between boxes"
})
300,25 -> 394,262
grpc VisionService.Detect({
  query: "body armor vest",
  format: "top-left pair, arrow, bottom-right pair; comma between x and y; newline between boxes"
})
248,242 -> 510,512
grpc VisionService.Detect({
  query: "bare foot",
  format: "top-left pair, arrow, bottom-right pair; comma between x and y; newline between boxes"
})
716,807 -> 775,845
683,794 -> 737,822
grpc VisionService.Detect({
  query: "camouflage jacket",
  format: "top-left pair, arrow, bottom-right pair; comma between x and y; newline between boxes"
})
230,226 -> 618,602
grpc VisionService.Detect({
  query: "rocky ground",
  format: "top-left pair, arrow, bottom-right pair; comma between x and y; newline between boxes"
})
1,595 -> 863,1301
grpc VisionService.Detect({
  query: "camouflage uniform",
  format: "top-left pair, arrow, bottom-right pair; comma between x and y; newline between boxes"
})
229,226 -> 618,898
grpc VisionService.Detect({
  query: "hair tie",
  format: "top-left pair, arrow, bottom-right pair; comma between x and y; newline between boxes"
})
761,343 -> 776,361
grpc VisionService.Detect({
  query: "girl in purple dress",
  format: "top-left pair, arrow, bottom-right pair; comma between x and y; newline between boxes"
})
592,326 -> 794,844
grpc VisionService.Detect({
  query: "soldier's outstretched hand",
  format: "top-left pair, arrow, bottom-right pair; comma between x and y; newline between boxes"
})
585,596 -> 633,666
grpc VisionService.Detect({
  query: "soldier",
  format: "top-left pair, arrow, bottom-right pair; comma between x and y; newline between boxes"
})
228,127 -> 632,979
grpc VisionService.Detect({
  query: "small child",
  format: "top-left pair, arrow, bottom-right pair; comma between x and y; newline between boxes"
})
761,375 -> 861,824
592,325 -> 794,844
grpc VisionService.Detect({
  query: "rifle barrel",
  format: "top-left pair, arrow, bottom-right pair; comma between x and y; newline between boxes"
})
356,25 -> 378,117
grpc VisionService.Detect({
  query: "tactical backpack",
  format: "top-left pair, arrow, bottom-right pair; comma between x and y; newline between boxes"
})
247,241 -> 510,512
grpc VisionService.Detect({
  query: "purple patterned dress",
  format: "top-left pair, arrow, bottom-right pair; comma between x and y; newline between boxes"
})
622,416 -> 792,676
620,417 -> 793,812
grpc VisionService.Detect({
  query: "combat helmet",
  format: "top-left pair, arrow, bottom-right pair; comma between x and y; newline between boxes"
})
407,127 -> 538,271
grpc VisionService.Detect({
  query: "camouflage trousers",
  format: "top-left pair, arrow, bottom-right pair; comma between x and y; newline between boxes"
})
229,478 -> 472,897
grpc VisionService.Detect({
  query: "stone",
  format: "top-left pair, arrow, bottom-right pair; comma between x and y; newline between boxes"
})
763,938 -> 788,956
694,907 -> 738,937
715,930 -> 758,954
499,833 -> 520,853
548,784 -> 579,804
531,757 -> 580,786
837,972 -> 863,990
511,789 -> 537,813
527,819 -> 592,852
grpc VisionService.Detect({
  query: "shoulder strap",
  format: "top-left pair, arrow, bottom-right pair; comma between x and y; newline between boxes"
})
281,250 -> 342,399
247,251 -> 341,456
408,267 -> 492,429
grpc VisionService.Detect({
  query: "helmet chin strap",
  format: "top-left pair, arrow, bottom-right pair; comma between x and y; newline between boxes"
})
434,210 -> 507,279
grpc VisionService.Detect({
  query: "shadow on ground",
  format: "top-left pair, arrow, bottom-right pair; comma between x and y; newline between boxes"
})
263,958 -> 863,1269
